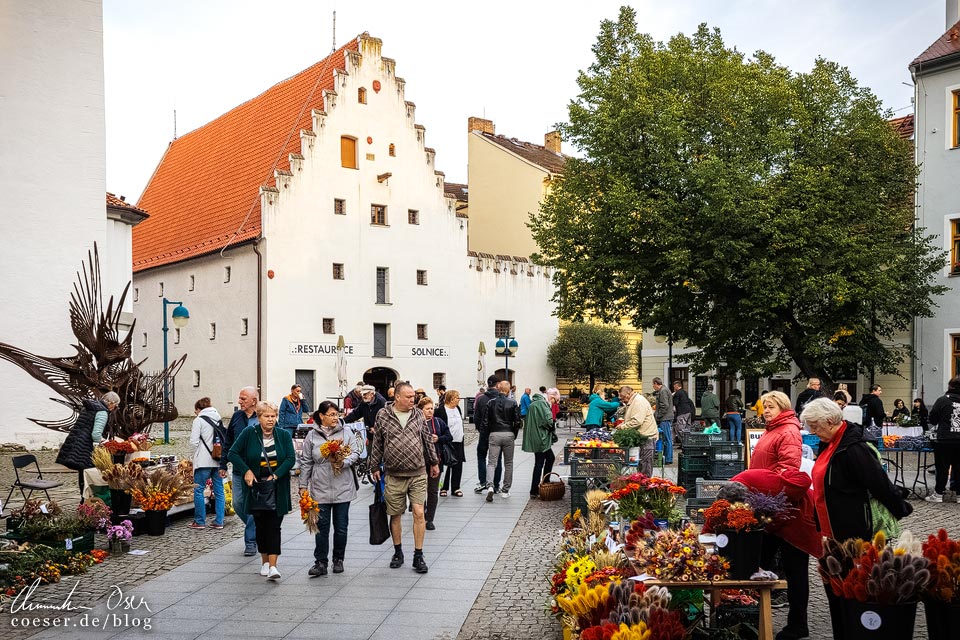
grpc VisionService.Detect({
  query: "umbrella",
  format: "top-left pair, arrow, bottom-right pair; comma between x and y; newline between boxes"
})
476,341 -> 487,391
335,335 -> 348,398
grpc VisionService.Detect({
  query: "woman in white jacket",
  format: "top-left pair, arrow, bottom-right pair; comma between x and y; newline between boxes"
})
189,397 -> 225,529
300,401 -> 360,576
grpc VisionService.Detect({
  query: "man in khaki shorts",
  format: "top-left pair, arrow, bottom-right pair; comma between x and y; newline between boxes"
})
370,381 -> 440,574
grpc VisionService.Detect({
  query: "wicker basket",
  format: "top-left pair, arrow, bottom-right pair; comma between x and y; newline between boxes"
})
539,472 -> 566,501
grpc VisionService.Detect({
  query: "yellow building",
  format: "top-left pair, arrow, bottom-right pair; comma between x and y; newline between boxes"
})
466,117 -> 642,393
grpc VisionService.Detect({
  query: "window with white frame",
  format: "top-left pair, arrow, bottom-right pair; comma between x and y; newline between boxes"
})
416,269 -> 428,285
417,324 -> 428,340
373,323 -> 390,357
495,320 -> 515,338
408,209 -> 419,225
323,318 -> 335,334
333,263 -> 345,280
376,267 -> 389,303
334,198 -> 346,215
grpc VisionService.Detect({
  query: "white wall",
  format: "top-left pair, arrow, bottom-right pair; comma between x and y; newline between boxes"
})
0,1 -> 107,447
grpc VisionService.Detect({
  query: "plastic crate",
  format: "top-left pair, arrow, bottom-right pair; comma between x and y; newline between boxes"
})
695,478 -> 738,499
802,433 -> 820,449
570,459 -> 622,480
716,602 -> 760,630
680,444 -> 712,458
710,460 -> 744,479
684,497 -> 713,524
679,454 -> 712,475
710,442 -> 744,462
569,477 -> 587,516
682,432 -> 725,447
677,469 -> 705,492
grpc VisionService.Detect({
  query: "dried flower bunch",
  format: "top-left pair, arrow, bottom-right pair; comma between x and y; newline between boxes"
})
634,525 -> 729,581
702,499 -> 759,532
319,439 -> 352,474
922,529 -> 960,604
99,460 -> 146,492
130,467 -> 195,511
819,531 -> 931,604
299,492 -> 320,534
102,439 -> 136,454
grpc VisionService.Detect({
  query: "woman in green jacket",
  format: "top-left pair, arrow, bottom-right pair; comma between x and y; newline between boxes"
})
522,392 -> 556,498
228,401 -> 296,580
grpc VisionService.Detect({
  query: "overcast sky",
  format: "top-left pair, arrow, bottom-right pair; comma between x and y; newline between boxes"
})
104,0 -> 947,202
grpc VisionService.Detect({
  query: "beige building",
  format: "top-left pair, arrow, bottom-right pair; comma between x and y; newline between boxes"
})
465,117 -> 642,393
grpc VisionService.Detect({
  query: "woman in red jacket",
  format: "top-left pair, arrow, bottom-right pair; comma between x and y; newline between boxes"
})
751,391 -> 802,472
749,391 -> 806,640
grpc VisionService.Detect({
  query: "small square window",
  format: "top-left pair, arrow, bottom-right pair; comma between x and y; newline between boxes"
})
417,324 -> 428,340
433,373 -> 446,389
408,209 -> 419,225
158,282 -> 164,297
495,320 -> 515,338
323,318 -> 335,334
416,269 -> 428,286
389,143 -> 396,157
241,318 -> 248,336
333,263 -> 345,280
193,370 -> 201,388
371,204 -> 387,226
209,323 -> 216,341
358,87 -> 367,104
133,287 -> 139,302
334,198 -> 346,215
188,275 -> 195,291
174,327 -> 181,344
142,332 -> 147,348
224,266 -> 231,283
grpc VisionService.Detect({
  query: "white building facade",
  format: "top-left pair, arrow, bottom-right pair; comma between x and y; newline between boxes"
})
132,34 -> 558,415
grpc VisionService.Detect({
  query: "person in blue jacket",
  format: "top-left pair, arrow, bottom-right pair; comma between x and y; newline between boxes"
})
583,386 -> 620,429
278,384 -> 307,437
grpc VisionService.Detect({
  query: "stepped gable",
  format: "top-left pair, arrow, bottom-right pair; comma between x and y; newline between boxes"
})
479,131 -> 567,174
133,39 -> 359,271
910,20 -> 960,69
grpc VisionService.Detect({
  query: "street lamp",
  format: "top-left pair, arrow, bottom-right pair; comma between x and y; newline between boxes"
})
162,298 -> 189,443
495,336 -> 519,385
654,332 -> 673,384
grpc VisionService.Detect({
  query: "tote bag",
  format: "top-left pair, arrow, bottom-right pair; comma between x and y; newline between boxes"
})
369,478 -> 390,545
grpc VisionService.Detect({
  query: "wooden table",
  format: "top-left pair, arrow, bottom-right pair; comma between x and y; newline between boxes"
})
644,579 -> 787,640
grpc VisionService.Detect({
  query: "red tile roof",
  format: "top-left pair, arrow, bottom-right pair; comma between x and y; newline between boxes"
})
133,40 -> 358,271
444,181 -> 468,202
888,114 -> 914,140
106,192 -> 148,216
478,132 -> 567,174
911,20 -> 960,69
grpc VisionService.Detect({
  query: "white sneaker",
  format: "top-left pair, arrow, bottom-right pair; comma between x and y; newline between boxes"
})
925,492 -> 943,503
500,490 -> 510,498
268,566 -> 281,581
260,562 -> 270,576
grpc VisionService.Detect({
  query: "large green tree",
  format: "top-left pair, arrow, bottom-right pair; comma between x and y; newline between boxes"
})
547,322 -> 632,391
532,7 -> 946,386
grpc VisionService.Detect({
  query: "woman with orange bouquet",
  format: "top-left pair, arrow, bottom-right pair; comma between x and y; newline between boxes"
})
299,401 -> 359,577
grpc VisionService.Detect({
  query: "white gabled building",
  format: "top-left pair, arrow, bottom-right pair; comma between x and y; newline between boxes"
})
131,33 -> 558,415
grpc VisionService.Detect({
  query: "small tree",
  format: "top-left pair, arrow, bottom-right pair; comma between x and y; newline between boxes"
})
547,323 -> 632,391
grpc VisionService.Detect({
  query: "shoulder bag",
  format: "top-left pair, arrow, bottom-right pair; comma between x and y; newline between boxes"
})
368,477 -> 390,545
249,435 -> 277,511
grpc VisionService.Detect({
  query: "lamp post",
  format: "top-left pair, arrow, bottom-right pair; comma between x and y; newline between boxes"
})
494,336 -> 519,385
162,298 -> 190,443
654,332 -> 674,385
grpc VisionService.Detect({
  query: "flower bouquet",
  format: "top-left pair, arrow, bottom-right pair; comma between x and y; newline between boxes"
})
106,520 -> 133,553
299,492 -> 320,534
102,439 -> 137,454
319,439 -> 351,474
633,524 -> 729,582
702,499 -> 762,579
608,473 -> 686,524
75,499 -> 112,532
920,529 -> 960,639
819,532 -> 930,638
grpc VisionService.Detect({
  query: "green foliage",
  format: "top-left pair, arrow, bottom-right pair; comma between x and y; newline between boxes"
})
612,427 -> 649,449
531,7 -> 947,385
546,322 -> 632,390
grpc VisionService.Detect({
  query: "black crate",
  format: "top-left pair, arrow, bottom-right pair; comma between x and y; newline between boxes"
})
716,603 -> 760,633
569,477 -> 587,516
710,460 -> 745,479
710,442 -> 744,462
680,444 -> 712,458
677,469 -> 705,492
695,478 -> 738,499
570,459 -> 622,481
684,497 -> 713,524
563,443 -> 627,465
679,454 -> 712,475
682,432 -> 716,448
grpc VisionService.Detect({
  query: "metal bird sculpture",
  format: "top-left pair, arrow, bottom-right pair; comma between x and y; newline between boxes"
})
0,244 -> 185,438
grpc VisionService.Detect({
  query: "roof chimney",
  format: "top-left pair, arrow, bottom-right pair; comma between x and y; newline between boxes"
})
949,0 -> 960,29
544,131 -> 561,154
468,116 -> 494,135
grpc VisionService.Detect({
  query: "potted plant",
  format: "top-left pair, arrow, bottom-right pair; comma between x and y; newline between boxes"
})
105,520 -> 133,553
921,528 -> 960,639
130,467 -> 195,536
92,447 -> 144,518
6,500 -> 102,552
612,428 -> 649,463
819,532 -> 930,639
702,499 -> 763,579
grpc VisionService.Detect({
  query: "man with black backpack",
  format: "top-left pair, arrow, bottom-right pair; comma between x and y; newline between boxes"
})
190,397 -> 226,530
472,375 -> 503,494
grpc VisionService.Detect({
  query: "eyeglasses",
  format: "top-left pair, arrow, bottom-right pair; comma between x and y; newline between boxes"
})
324,411 -> 339,418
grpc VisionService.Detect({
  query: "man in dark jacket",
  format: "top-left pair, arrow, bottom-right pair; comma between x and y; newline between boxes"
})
925,375 -> 960,502
794,378 -> 823,414
473,376 -> 503,493
222,386 -> 259,556
671,381 -> 695,442
859,384 -> 886,430
483,381 -> 520,501
345,385 -> 386,447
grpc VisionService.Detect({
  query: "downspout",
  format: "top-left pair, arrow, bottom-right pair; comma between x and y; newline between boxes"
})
910,65 -> 923,400
253,239 -> 263,395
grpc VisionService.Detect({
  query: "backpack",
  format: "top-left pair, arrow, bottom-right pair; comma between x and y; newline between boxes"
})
199,415 -> 227,460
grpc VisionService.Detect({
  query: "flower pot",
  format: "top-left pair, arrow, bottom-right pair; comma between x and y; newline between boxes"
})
653,518 -> 669,531
715,529 -> 763,580
923,598 -> 960,640
110,489 -> 132,516
111,453 -> 126,465
108,540 -> 130,554
129,512 -> 147,537
143,509 -> 168,536
841,600 -> 917,639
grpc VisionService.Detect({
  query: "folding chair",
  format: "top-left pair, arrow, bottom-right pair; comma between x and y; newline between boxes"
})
4,454 -> 62,508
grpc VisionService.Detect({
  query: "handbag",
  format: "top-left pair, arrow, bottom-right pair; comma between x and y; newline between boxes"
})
368,478 -> 390,545
870,497 -> 902,539
441,442 -> 460,467
248,436 -> 277,511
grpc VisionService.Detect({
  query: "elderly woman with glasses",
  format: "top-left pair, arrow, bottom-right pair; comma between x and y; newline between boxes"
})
57,391 -> 121,500
802,397 -> 912,639
300,401 -> 360,577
